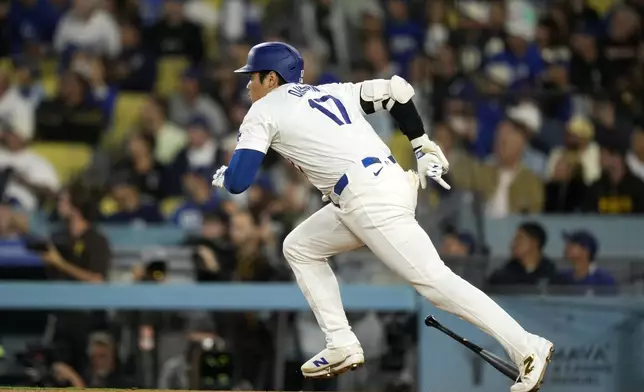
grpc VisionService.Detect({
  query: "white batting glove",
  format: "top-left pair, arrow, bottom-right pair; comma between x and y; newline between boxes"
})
211,166 -> 227,188
411,135 -> 451,190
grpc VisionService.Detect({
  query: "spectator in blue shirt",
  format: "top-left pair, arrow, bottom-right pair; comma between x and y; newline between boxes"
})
559,230 -> 616,287
172,168 -> 222,230
486,0 -> 544,91
102,174 -> 164,225
384,0 -> 424,78
8,0 -> 65,54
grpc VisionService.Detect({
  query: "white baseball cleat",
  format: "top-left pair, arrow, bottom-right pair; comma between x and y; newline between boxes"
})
301,342 -> 364,379
510,335 -> 554,392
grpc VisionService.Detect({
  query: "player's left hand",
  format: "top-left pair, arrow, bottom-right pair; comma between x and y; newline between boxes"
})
415,141 -> 451,190
211,166 -> 227,188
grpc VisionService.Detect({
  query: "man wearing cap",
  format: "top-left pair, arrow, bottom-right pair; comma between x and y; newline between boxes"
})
559,230 -> 615,286
488,221 -> 558,288
172,167 -> 224,229
475,103 -> 544,218
545,116 -> 600,212
168,116 -> 224,193
0,109 -> 59,211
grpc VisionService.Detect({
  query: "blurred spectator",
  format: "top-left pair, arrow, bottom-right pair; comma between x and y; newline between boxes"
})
35,71 -> 106,146
536,14 -> 572,121
83,332 -> 135,388
363,36 -> 398,78
591,93 -> 634,152
558,230 -> 616,286
487,0 -> 543,91
384,0 -> 424,78
584,143 -> 644,213
423,0 -> 448,58
71,51 -> 118,120
101,174 -> 164,225
143,0 -> 204,63
11,56 -> 45,107
299,0 -> 350,69
113,19 -> 157,92
475,103 -> 544,218
597,5 -> 641,91
470,62 -> 513,158
545,115 -> 600,212
229,209 -> 278,282
450,1 -> 502,73
169,68 -> 229,135
0,69 -> 35,130
569,20 -> 601,92
626,119 -> 644,182
104,0 -> 142,27
171,168 -> 224,229
139,95 -> 187,165
54,0 -> 121,61
8,0 -> 65,56
112,132 -> 169,201
440,230 -> 475,256
168,116 -> 224,191
45,182 -> 111,372
0,107 -> 59,211
487,221 -> 558,287
431,45 -> 466,123
45,183 -> 111,282
183,209 -> 235,282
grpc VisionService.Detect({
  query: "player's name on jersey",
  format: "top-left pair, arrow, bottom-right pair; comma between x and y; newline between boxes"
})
288,84 -> 320,98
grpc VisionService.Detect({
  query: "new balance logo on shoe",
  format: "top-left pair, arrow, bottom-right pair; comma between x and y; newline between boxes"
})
313,357 -> 329,368
523,355 -> 535,376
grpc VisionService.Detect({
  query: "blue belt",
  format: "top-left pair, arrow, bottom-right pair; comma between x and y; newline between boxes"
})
332,155 -> 397,198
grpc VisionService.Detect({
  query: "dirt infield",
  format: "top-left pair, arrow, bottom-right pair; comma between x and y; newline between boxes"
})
0,389 -> 262,392
0,389 -> 286,392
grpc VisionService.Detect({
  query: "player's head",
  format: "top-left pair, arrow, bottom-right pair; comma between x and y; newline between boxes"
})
234,42 -> 304,102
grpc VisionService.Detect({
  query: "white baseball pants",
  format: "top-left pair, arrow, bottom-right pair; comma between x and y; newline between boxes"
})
283,162 -> 531,364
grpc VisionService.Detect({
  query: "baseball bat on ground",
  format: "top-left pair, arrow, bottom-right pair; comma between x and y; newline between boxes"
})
424,315 -> 520,381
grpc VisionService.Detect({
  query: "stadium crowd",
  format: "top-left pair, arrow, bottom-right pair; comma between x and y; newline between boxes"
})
0,0 -> 642,390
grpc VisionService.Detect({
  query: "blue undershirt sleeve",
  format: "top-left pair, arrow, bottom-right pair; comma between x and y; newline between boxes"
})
223,148 -> 265,194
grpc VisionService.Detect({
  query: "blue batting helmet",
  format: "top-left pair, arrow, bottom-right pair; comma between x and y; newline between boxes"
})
234,42 -> 304,84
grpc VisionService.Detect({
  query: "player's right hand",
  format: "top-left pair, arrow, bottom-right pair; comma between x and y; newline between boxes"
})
413,137 -> 451,190
211,166 -> 227,188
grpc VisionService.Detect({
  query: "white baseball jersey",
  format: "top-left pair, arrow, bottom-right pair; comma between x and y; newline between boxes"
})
234,83 -> 392,194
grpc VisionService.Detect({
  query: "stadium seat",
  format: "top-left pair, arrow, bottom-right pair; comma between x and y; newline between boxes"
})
155,56 -> 190,97
100,196 -> 119,217
40,58 -> 58,78
41,75 -> 59,97
102,93 -> 148,151
0,58 -> 12,73
30,142 -> 93,185
161,197 -> 184,218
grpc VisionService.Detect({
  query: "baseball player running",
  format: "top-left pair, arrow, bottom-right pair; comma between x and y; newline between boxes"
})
211,42 -> 553,392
